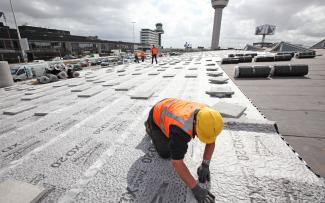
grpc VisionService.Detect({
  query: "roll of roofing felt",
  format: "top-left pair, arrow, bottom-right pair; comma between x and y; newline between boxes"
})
47,74 -> 59,82
0,61 -> 14,88
254,56 -> 275,62
221,58 -> 239,64
57,71 -> 68,79
37,76 -> 51,84
295,52 -> 316,59
274,54 -> 292,61
234,65 -> 271,78
237,56 -> 253,63
272,64 -> 308,76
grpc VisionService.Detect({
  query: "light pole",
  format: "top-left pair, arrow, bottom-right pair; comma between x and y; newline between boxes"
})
132,21 -> 136,51
9,0 -> 26,62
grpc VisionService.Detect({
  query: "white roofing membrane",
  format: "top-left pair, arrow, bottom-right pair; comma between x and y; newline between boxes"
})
0,52 -> 324,202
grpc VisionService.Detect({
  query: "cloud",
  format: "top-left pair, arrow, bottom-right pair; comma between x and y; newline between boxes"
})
0,0 -> 324,48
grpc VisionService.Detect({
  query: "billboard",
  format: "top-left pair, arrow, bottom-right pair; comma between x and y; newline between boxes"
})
255,24 -> 276,35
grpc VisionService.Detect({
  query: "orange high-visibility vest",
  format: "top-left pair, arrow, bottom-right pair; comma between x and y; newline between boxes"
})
141,51 -> 145,57
153,98 -> 205,138
151,47 -> 158,55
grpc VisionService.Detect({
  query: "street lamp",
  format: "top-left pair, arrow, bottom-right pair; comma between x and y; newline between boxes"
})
9,0 -> 26,62
132,21 -> 136,51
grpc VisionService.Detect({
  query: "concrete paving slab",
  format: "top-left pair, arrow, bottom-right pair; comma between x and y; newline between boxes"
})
130,90 -> 155,99
115,84 -> 136,91
67,82 -> 85,87
21,93 -> 45,101
188,67 -> 198,70
148,72 -> 160,76
163,74 -> 176,78
3,105 -> 37,115
132,72 -> 142,75
206,86 -> 234,97
209,77 -> 229,84
174,67 -> 183,69
206,67 -> 219,71
78,88 -> 103,98
185,74 -> 198,78
212,102 -> 247,118
71,85 -> 92,92
157,69 -> 166,72
207,71 -> 223,77
102,81 -> 120,87
0,180 -> 48,203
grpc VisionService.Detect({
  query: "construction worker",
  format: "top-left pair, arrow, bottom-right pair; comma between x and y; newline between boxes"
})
144,98 -> 223,203
133,51 -> 139,63
140,50 -> 145,62
151,45 -> 158,64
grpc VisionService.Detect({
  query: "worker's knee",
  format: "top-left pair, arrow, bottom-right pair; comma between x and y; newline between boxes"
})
158,151 -> 171,159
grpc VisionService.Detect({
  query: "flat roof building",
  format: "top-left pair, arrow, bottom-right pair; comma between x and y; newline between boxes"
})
140,29 -> 159,50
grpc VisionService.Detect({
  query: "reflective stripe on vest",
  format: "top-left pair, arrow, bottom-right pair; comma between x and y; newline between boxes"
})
159,99 -> 197,136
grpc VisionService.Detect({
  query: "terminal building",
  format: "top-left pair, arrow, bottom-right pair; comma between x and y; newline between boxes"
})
140,23 -> 164,50
0,23 -> 141,63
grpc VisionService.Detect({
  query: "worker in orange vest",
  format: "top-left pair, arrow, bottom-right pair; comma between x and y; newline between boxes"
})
151,45 -> 158,64
144,98 -> 224,203
133,51 -> 139,63
140,50 -> 145,62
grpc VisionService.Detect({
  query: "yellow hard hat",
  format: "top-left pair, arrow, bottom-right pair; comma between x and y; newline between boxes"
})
196,107 -> 224,144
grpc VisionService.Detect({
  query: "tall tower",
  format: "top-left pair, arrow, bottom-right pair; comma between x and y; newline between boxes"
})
211,0 -> 229,50
155,23 -> 164,48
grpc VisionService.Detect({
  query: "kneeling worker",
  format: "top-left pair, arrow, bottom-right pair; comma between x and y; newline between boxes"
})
145,98 -> 224,203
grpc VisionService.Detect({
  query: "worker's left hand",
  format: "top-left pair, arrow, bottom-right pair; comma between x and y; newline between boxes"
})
197,162 -> 210,183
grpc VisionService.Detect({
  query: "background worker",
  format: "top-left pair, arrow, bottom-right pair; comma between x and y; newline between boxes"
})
144,98 -> 224,203
151,45 -> 158,64
133,51 -> 139,63
140,50 -> 145,62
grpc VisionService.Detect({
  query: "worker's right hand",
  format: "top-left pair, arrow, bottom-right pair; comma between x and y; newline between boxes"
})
191,184 -> 215,203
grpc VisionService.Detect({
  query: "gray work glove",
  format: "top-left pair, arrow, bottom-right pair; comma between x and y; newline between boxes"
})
191,184 -> 215,203
197,162 -> 210,183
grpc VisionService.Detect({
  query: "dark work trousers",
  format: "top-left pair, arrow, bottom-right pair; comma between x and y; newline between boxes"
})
145,108 -> 171,159
152,54 -> 158,64
134,56 -> 139,63
141,56 -> 145,62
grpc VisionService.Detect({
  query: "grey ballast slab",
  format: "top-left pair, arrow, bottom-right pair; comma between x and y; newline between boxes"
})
68,82 -> 84,87
53,83 -> 68,88
117,69 -> 126,73
209,77 -> 229,84
157,69 -> 166,72
206,67 -> 218,71
21,93 -> 45,101
118,73 -> 127,76
3,105 -> 37,115
93,80 -> 106,84
161,66 -> 169,69
163,74 -> 176,78
206,63 -> 216,66
86,78 -> 99,82
206,86 -> 234,97
102,81 -> 120,87
185,74 -> 198,78
0,180 -> 48,203
78,88 -> 102,98
212,102 -> 247,118
130,90 -> 155,99
114,84 -> 136,91
207,71 -> 223,77
132,72 -> 142,75
174,67 -> 183,69
188,67 -> 198,70
148,72 -> 160,76
85,75 -> 96,79
71,85 -> 92,92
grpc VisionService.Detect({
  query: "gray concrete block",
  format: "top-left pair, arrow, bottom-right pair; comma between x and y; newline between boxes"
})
71,85 -> 92,92
212,102 -> 247,118
68,82 -> 84,87
206,67 -> 218,71
223,118 -> 277,133
21,93 -> 45,101
148,72 -> 160,76
114,84 -> 136,91
174,67 -> 183,69
118,73 -> 127,76
163,74 -> 176,78
130,90 -> 154,99
78,88 -> 103,98
206,86 -> 234,97
3,105 -> 37,115
207,71 -> 223,77
209,77 -> 229,84
0,180 -> 48,203
53,83 -> 68,88
132,72 -> 142,75
157,69 -> 166,72
185,74 -> 198,78
188,67 -> 198,70
102,81 -> 120,87
117,69 -> 126,73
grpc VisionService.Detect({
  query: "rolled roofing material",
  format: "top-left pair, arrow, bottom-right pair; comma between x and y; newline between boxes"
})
272,64 -> 308,77
0,61 -> 14,88
254,56 -> 275,62
234,65 -> 271,78
221,58 -> 239,64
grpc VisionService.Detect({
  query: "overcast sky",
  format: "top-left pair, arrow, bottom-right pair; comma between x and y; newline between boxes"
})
0,0 -> 324,48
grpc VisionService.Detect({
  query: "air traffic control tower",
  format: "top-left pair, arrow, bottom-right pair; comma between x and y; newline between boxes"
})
155,23 -> 164,47
211,0 -> 229,50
